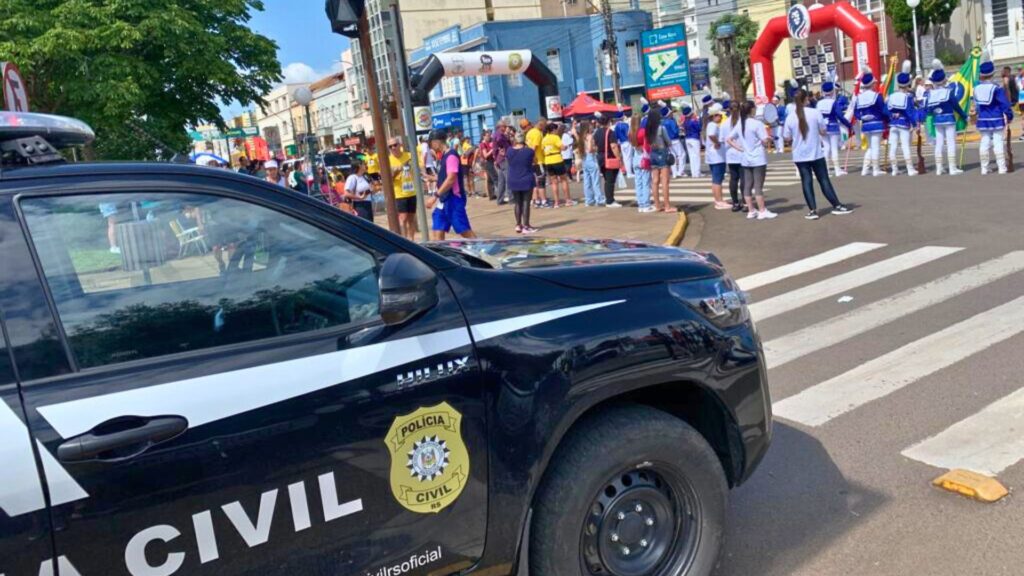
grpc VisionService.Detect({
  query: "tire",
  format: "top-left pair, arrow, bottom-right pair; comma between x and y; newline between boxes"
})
530,404 -> 727,576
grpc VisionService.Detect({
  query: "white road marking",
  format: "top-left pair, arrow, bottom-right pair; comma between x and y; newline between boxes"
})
737,242 -> 887,291
747,246 -> 962,321
902,386 -> 1024,475
773,295 -> 1024,426
764,251 -> 1024,368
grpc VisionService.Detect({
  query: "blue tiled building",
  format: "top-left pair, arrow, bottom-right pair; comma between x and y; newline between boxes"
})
409,11 -> 653,144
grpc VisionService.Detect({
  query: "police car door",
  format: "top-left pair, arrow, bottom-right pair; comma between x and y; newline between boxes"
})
13,186 -> 486,576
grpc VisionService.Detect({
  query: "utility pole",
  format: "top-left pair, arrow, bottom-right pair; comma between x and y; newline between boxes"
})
715,25 -> 741,103
601,0 -> 622,104
596,51 -> 605,101
356,12 -> 399,234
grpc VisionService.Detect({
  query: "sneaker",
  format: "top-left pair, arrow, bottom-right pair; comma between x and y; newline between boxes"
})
949,167 -> 963,175
515,225 -> 523,234
713,201 -> 732,210
891,167 -> 900,176
998,168 -> 1008,174
835,169 -> 848,176
861,168 -> 870,176
907,168 -> 918,176
872,170 -> 884,177
981,167 -> 989,175
805,210 -> 820,220
638,205 -> 657,213
731,203 -> 743,212
831,205 -> 854,215
746,211 -> 758,220
522,226 -> 539,234
757,209 -> 778,220
606,202 -> 623,208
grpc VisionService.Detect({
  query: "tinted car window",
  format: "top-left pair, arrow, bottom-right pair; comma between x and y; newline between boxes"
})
21,193 -> 380,368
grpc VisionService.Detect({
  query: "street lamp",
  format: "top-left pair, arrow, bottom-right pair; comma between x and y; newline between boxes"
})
907,0 -> 922,75
292,86 -> 317,196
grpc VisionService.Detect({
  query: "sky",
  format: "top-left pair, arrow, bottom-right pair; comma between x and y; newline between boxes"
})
219,0 -> 352,118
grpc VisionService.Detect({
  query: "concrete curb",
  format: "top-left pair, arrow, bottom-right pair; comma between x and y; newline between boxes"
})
664,211 -> 689,246
663,209 -> 706,248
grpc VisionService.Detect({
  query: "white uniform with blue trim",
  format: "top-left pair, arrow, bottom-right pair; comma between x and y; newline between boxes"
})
886,91 -> 918,175
816,95 -> 853,175
854,89 -> 889,176
973,80 -> 1015,174
926,85 -> 967,175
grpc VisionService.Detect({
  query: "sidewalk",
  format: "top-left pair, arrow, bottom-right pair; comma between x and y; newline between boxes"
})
463,180 -> 689,246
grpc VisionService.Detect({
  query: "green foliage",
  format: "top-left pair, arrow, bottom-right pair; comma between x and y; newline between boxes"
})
706,13 -> 760,92
0,0 -> 282,160
885,0 -> 962,57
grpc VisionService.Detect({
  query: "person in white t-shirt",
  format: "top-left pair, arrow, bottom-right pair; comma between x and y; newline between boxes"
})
703,104 -> 731,210
726,101 -> 777,220
784,89 -> 854,220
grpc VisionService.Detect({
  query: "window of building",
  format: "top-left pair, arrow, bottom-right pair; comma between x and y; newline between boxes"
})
991,0 -> 1010,37
476,75 -> 486,92
625,40 -> 641,73
839,0 -> 888,61
442,76 -> 459,98
547,48 -> 563,82
21,193 -> 380,368
509,73 -> 523,87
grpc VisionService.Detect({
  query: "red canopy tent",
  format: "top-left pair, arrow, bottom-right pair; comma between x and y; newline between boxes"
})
561,92 -> 627,118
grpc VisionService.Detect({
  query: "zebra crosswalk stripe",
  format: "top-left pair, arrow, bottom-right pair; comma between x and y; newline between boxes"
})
747,246 -> 963,321
763,251 -> 1024,369
737,242 -> 887,291
773,295 -> 1024,426
902,386 -> 1024,476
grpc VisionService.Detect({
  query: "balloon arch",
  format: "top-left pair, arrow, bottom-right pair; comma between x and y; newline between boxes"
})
748,0 -> 880,102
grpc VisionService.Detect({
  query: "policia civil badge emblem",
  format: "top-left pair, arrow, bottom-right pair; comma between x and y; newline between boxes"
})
386,402 -> 469,514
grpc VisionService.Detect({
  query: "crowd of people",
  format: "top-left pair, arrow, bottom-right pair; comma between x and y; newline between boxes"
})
214,56 -> 1021,237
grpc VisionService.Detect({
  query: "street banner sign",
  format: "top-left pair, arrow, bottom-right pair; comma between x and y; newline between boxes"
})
224,126 -> 259,138
434,50 -> 532,78
640,25 -> 692,100
545,96 -> 562,120
1,62 -> 29,112
920,34 -> 935,69
690,58 -> 710,91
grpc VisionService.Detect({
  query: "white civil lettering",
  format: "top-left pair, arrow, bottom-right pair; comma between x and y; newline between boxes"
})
318,471 -> 363,522
191,510 -> 219,564
125,525 -> 185,576
222,489 -> 278,548
287,481 -> 312,532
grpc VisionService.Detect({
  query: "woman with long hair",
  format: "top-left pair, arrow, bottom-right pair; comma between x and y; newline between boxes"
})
580,122 -> 603,206
725,100 -> 745,212
726,100 -> 777,220
645,108 -> 673,212
785,89 -> 854,219
630,114 -> 654,212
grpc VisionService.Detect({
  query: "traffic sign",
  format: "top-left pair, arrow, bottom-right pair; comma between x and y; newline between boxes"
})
225,126 -> 259,138
1,62 -> 29,112
641,25 -> 692,100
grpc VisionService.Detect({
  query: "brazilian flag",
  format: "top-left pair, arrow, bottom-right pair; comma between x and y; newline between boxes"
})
927,46 -> 982,136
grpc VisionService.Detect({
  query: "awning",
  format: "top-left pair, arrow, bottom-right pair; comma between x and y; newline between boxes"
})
562,92 -> 629,118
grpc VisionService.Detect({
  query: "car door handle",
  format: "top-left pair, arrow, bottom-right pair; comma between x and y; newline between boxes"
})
57,416 -> 189,463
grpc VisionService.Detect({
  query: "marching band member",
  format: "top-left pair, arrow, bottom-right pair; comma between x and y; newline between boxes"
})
662,102 -> 686,178
926,58 -> 967,175
886,61 -> 919,176
682,105 -> 703,178
974,51 -> 1015,174
816,73 -> 854,176
772,92 -> 786,153
853,66 -> 889,176
615,107 -> 634,178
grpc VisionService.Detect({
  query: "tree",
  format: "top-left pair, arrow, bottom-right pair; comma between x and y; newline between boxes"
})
0,0 -> 282,160
706,13 -> 760,93
884,0 -> 962,64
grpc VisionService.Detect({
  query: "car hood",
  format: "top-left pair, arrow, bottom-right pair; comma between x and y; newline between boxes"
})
428,238 -> 723,290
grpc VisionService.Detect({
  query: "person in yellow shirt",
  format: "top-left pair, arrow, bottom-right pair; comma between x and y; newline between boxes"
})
524,118 -> 549,207
365,150 -> 380,183
388,137 -> 418,240
542,123 -> 572,207
460,136 -> 478,197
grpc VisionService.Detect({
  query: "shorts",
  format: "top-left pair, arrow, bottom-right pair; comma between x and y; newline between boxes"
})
709,163 -> 727,185
649,148 -> 669,168
545,161 -> 566,177
396,196 -> 417,214
534,165 -> 547,187
563,157 -> 574,173
431,197 -> 472,234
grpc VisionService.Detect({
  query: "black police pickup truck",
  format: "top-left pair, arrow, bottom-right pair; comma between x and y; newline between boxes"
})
0,113 -> 771,576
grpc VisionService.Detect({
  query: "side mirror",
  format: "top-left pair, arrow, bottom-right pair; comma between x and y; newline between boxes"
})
379,253 -> 439,326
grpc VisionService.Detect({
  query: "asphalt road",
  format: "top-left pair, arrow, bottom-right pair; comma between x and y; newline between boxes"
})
691,141 -> 1024,576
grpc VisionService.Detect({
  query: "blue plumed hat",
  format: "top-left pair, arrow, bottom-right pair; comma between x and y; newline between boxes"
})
929,59 -> 946,84
979,50 -> 995,77
681,104 -> 693,115
720,91 -> 731,109
896,60 -> 912,87
701,94 -> 713,105
659,100 -> 671,116
640,97 -> 650,114
860,65 -> 876,88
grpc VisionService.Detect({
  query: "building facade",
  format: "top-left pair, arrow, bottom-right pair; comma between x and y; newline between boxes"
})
408,10 -> 653,144
981,0 -> 1023,62
310,73 -> 348,150
253,83 -> 309,159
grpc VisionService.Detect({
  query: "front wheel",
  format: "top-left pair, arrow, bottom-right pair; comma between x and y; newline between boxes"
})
530,405 -> 727,576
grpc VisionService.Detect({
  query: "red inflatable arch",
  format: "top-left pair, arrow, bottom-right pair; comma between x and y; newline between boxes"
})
749,0 -> 880,102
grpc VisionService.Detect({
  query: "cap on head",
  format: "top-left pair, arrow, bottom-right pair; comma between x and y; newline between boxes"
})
682,105 -> 692,115
708,103 -> 724,117
640,97 -> 650,114
265,160 -> 279,169
896,60 -> 913,87
860,66 -> 876,87
428,128 -> 448,142
701,94 -> 713,105
929,59 -> 946,84
518,118 -> 531,129
979,50 -> 995,77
